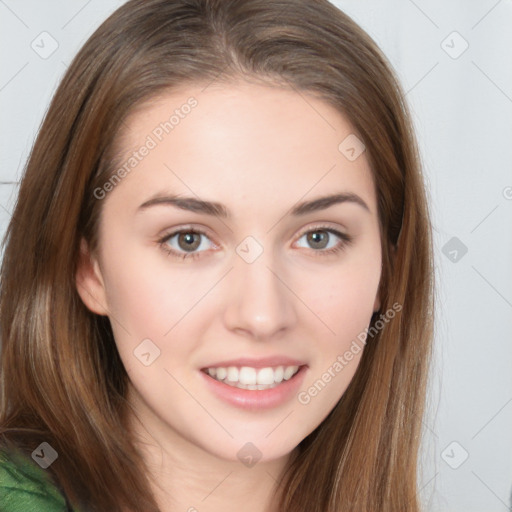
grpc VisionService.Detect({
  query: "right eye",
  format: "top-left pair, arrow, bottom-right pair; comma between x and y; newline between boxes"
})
158,228 -> 216,260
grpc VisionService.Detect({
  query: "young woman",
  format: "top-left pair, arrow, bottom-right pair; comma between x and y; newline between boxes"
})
0,0 -> 434,511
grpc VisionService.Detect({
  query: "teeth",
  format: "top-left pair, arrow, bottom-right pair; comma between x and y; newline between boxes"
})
204,364 -> 300,388
227,366 -> 239,382
238,367 -> 257,385
256,367 -> 274,385
283,366 -> 297,380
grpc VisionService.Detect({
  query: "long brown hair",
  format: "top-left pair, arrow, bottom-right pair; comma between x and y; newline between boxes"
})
0,0 -> 434,510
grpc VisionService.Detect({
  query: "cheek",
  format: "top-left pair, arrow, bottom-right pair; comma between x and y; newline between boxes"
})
303,247 -> 381,340
295,256 -> 380,428
101,243 -> 205,337
99,240 -> 224,381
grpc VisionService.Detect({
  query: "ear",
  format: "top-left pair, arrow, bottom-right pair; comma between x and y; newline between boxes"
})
75,237 -> 109,316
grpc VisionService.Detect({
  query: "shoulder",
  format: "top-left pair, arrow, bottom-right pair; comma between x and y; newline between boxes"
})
0,446 -> 69,512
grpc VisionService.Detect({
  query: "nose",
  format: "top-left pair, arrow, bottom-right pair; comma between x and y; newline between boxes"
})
222,246 -> 297,341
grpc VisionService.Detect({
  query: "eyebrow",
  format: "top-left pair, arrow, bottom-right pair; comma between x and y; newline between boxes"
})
137,192 -> 370,217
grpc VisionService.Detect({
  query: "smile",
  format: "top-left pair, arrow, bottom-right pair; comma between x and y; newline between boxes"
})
199,363 -> 308,410
202,365 -> 301,390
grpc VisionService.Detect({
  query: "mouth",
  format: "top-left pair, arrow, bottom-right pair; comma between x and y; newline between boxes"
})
200,364 -> 303,391
199,362 -> 308,410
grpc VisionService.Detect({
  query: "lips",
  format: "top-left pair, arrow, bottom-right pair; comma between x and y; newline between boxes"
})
199,362 -> 308,410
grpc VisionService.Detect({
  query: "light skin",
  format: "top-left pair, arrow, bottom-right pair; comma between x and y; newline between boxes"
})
76,80 -> 382,512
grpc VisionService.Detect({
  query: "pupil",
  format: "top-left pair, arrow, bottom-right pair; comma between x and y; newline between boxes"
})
309,231 -> 327,248
179,232 -> 200,251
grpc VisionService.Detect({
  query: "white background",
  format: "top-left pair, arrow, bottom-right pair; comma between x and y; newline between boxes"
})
0,1 -> 511,511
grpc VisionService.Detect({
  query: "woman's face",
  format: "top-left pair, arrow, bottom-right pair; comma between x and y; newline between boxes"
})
77,81 -> 382,463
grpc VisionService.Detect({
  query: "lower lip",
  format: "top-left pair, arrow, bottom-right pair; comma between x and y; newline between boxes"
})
199,365 -> 308,410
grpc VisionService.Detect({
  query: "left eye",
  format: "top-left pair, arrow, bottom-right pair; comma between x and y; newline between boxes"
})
295,228 -> 344,251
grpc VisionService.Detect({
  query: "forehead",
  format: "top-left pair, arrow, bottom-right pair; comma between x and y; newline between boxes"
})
105,81 -> 376,216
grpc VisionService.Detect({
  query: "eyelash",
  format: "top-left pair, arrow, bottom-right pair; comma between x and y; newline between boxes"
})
157,225 -> 353,261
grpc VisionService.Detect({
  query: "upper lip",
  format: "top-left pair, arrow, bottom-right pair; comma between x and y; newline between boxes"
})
201,356 -> 307,370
